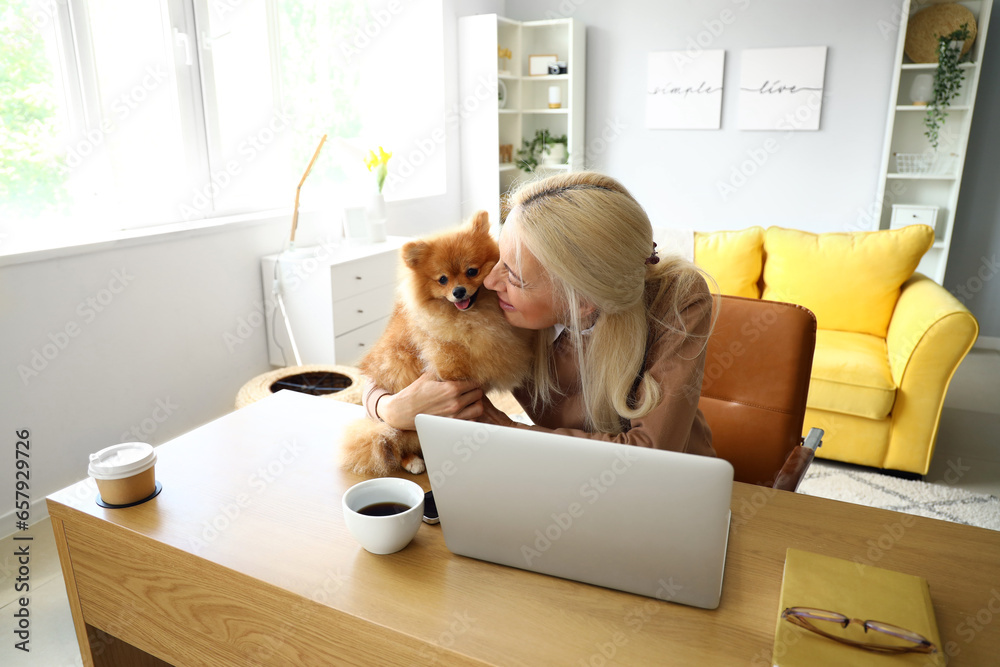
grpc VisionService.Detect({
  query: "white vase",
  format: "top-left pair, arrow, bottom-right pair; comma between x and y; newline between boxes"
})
369,193 -> 386,219
542,144 -> 567,166
548,85 -> 561,109
366,193 -> 387,243
908,74 -> 934,105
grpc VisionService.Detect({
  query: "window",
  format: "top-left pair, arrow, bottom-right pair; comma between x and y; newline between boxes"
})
0,0 -> 445,253
1,0 -> 72,235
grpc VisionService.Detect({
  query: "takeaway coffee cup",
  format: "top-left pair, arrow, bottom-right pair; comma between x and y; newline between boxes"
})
88,442 -> 157,506
342,478 -> 424,555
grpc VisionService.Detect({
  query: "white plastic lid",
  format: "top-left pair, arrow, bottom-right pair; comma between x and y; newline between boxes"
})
88,443 -> 156,480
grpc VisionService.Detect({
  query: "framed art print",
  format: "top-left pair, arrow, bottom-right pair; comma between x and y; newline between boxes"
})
529,54 -> 558,76
646,50 -> 725,129
738,47 -> 827,130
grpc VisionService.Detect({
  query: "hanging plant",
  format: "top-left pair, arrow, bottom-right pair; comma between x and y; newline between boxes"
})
924,23 -> 971,151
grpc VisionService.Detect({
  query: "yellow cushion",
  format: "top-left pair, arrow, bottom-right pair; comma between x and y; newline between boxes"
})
762,225 -> 934,337
694,227 -> 765,298
807,330 -> 897,420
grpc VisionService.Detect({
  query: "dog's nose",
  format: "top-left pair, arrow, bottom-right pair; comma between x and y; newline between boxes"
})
452,286 -> 467,300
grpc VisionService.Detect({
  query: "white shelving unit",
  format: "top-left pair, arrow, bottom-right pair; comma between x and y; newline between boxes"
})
458,14 -> 586,224
874,0 -> 993,284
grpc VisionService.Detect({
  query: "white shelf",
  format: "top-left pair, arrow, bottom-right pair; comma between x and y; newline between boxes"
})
500,74 -> 571,82
887,173 -> 957,180
895,105 -> 971,111
459,14 -> 586,223
522,74 -> 570,81
498,163 -> 570,173
874,0 -> 992,285
901,62 -> 977,69
520,17 -> 573,27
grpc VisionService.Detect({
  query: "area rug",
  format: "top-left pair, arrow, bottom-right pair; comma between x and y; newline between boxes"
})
799,461 -> 1000,531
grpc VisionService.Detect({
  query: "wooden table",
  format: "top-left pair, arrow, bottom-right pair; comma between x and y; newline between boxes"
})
47,391 -> 1000,666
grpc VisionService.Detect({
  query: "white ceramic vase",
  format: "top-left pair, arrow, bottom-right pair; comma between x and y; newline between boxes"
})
908,74 -> 934,105
367,193 -> 387,243
542,143 -> 567,166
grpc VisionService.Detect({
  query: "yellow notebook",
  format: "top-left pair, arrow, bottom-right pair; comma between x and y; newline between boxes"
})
772,549 -> 945,667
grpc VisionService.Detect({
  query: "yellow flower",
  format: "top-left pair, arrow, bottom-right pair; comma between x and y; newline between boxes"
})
365,146 -> 392,171
364,146 -> 392,193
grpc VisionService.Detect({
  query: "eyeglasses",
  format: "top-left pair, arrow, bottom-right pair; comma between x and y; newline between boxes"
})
781,607 -> 938,655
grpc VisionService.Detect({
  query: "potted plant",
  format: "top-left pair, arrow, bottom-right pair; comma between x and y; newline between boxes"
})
924,23 -> 972,151
516,129 -> 568,172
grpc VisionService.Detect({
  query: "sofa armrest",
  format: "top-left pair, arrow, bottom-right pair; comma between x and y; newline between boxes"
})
887,273 -> 978,382
883,273 -> 979,472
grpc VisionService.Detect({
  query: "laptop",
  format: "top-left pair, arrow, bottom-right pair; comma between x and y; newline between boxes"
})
414,414 -> 735,610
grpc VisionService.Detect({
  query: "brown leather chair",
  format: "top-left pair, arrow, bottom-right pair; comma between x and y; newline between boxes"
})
698,295 -> 823,491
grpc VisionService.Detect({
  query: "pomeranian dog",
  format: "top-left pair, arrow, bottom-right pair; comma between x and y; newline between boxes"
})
341,211 -> 534,476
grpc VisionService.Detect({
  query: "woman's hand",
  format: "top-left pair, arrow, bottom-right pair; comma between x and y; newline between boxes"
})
377,372 -> 484,430
475,395 -> 518,428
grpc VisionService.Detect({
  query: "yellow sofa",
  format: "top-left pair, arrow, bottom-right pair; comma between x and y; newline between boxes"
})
693,225 -> 979,475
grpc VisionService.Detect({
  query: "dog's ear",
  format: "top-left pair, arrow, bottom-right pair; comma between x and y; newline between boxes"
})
468,210 -> 490,236
402,240 -> 429,269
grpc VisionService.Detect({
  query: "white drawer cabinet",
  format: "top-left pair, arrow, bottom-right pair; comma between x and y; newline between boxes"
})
331,284 -> 396,337
329,253 -> 400,297
334,316 -> 392,363
261,238 -> 407,367
890,205 -> 939,231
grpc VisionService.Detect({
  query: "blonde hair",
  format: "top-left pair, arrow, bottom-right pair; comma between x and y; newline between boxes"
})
505,171 -> 712,434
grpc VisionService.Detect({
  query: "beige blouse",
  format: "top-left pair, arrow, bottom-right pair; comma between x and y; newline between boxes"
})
363,279 -> 715,458
508,280 -> 715,457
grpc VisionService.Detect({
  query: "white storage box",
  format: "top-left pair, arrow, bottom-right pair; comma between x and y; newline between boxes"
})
890,205 -> 938,231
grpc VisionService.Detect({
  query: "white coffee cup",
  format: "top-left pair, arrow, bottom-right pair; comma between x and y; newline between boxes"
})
88,442 -> 157,505
342,478 -> 425,554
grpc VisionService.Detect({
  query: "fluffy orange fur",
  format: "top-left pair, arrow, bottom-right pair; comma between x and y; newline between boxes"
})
341,211 -> 534,476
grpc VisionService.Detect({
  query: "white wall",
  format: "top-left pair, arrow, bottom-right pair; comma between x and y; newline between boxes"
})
1,219 -> 289,520
0,0 -> 464,529
505,0 -> 901,233
945,6 -> 1000,340
502,0 -> 1000,337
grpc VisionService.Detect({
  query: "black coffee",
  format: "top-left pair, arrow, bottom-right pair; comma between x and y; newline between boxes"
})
358,501 -> 410,516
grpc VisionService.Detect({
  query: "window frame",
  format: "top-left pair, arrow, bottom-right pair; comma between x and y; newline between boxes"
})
2,0 -> 451,259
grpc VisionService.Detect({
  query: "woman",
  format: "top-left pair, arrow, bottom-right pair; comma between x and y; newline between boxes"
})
364,171 -> 715,456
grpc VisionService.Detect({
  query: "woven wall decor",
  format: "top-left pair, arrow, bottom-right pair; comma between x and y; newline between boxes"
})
236,364 -> 363,409
905,3 -> 977,63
